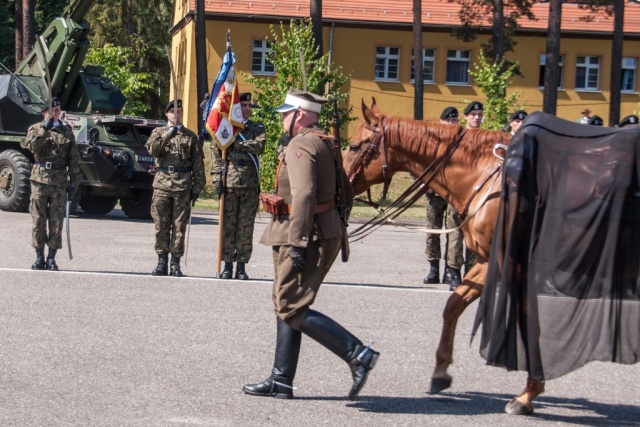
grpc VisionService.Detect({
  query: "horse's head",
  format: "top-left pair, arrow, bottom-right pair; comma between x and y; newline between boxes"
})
343,98 -> 390,195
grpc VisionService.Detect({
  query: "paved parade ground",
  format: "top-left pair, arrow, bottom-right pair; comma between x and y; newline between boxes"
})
1,208 -> 639,426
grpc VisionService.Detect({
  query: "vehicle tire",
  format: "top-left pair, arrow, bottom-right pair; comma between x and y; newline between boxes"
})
79,194 -> 118,215
0,150 -> 32,212
120,189 -> 153,219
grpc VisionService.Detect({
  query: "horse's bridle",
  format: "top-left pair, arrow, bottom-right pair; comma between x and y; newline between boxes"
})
346,117 -> 392,204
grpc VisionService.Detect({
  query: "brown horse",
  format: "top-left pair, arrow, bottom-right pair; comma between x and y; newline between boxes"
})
343,99 -> 545,415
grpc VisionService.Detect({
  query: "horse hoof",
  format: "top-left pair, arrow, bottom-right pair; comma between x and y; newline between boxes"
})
428,375 -> 452,394
505,397 -> 534,415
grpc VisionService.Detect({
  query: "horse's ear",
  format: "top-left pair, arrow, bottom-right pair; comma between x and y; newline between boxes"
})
370,97 -> 381,115
362,98 -> 378,125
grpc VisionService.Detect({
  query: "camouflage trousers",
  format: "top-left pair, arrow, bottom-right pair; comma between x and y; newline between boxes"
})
221,186 -> 259,263
29,181 -> 66,249
425,194 -> 464,269
150,188 -> 191,256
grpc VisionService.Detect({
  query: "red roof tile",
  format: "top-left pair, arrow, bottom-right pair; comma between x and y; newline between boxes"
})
193,0 -> 640,35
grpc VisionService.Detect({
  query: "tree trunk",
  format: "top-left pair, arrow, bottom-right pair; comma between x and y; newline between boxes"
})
492,0 -> 505,64
15,0 -> 23,67
122,0 -> 134,48
609,0 -> 624,127
310,0 -> 323,60
413,0 -> 423,120
542,0 -> 562,115
22,0 -> 34,61
195,0 -> 208,134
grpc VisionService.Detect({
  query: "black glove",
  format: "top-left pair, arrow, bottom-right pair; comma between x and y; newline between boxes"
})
67,184 -> 73,194
214,181 -> 225,196
190,190 -> 199,206
43,117 -> 54,131
426,189 -> 435,200
289,246 -> 307,272
164,126 -> 177,139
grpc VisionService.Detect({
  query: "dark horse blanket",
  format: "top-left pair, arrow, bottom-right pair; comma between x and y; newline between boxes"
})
474,111 -> 640,381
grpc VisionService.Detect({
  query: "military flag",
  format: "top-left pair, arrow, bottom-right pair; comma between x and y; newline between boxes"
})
205,49 -> 244,150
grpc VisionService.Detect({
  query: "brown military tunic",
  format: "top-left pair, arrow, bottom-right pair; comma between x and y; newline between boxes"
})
22,121 -> 82,249
260,125 -> 347,329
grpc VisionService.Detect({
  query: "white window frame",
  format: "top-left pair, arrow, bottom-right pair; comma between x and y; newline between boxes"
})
251,40 -> 275,76
445,49 -> 470,85
375,46 -> 400,82
575,55 -> 600,91
538,53 -> 564,90
410,48 -> 436,84
621,57 -> 637,93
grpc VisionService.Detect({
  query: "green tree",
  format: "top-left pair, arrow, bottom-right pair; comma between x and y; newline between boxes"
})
244,19 -> 354,191
467,50 -> 521,130
85,44 -> 155,116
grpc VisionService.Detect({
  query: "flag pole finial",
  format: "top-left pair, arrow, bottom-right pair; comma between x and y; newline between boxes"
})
226,29 -> 232,52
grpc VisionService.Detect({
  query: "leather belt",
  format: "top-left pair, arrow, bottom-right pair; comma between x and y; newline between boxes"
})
35,161 -> 65,170
156,166 -> 190,173
286,199 -> 336,215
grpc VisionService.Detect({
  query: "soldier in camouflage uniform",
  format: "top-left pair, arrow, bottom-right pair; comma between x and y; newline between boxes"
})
22,97 -> 82,271
424,107 -> 464,290
210,92 -> 265,280
146,99 -> 205,277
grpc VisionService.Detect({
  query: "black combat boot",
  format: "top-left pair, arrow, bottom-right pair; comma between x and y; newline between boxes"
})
219,262 -> 233,279
298,310 -> 380,400
423,261 -> 440,284
32,247 -> 46,270
235,262 -> 249,280
170,254 -> 183,277
243,320 -> 301,399
443,264 -> 462,291
45,248 -> 58,271
152,253 -> 169,276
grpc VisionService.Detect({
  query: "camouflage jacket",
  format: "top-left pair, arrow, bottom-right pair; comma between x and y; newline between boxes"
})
210,120 -> 265,188
146,125 -> 205,194
22,121 -> 82,188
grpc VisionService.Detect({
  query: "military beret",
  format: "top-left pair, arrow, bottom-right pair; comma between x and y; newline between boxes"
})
587,115 -> 603,126
42,97 -> 61,111
239,92 -> 252,102
508,110 -> 528,123
464,101 -> 483,115
618,114 -> 639,128
440,106 -> 458,120
275,88 -> 328,114
165,99 -> 183,112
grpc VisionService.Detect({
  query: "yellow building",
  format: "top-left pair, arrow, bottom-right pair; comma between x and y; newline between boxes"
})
170,0 -> 640,137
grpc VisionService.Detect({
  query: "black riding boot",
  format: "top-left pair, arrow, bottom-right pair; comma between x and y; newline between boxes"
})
298,310 -> 379,400
423,261 -> 440,284
45,248 -> 58,271
243,320 -> 302,399
152,253 -> 169,276
443,264 -> 462,291
235,262 -> 249,280
32,247 -> 45,270
219,262 -> 233,279
170,254 -> 183,277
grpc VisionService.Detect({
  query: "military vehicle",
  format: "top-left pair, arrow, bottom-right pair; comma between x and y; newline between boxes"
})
0,0 -> 162,218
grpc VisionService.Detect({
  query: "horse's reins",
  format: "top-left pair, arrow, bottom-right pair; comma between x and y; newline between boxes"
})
347,123 -> 474,242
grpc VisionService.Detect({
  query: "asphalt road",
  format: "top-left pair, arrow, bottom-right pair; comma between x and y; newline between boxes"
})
1,208 -> 639,426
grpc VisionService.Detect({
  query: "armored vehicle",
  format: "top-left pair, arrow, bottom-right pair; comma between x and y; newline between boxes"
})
0,0 -> 161,218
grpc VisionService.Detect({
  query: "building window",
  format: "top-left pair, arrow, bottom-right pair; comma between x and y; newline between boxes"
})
410,49 -> 436,83
622,57 -> 637,92
575,55 -> 600,91
446,50 -> 470,85
251,40 -> 274,75
538,53 -> 564,89
375,46 -> 400,81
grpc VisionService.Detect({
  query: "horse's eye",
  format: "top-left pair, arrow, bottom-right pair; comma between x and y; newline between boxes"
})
349,145 -> 360,153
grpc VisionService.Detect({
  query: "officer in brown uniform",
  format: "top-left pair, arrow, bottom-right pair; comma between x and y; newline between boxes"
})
210,92 -> 265,280
22,97 -> 82,271
243,88 -> 379,401
146,99 -> 205,277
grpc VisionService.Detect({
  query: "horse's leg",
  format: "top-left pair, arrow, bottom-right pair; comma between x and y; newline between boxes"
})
429,261 -> 487,394
504,377 -> 546,415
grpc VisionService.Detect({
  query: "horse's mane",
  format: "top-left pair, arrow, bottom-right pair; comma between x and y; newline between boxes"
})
383,115 -> 507,166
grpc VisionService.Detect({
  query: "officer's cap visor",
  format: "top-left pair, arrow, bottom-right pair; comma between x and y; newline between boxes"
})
275,103 -> 297,113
